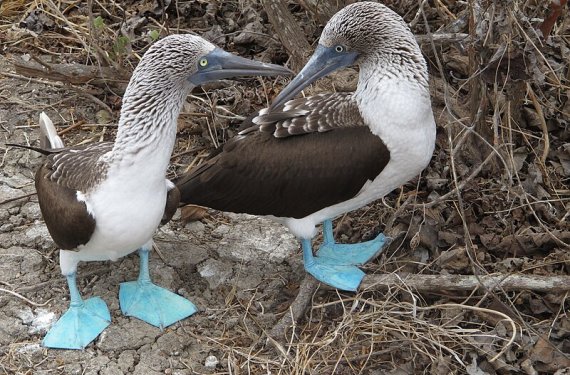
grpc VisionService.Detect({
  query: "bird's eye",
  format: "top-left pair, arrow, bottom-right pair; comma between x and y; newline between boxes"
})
335,45 -> 345,53
199,58 -> 208,67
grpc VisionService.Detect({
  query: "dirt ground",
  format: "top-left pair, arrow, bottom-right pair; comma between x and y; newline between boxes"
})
1,1 -> 569,374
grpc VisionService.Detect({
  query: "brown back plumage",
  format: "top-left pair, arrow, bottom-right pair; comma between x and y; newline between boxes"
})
176,92 -> 391,219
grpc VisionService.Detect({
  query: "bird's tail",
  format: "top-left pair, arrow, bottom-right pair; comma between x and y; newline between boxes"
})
6,112 -> 65,155
39,112 -> 64,149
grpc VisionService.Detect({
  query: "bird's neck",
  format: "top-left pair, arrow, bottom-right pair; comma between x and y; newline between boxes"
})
358,49 -> 429,91
109,81 -> 188,176
355,55 -> 433,138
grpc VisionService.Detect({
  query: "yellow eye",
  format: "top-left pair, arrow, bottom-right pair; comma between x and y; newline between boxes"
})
199,58 -> 208,67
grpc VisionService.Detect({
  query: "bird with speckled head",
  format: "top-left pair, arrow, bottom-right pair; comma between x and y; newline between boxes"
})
176,2 -> 436,292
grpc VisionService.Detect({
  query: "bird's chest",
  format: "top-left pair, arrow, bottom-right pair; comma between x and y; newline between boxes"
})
359,81 -> 435,164
80,172 -> 167,257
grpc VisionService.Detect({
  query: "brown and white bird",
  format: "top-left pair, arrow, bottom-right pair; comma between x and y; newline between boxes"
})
176,2 -> 436,292
19,34 -> 291,349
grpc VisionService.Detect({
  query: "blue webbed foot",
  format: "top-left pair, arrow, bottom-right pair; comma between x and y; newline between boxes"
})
43,274 -> 110,349
302,238 -> 365,292
316,219 -> 387,266
120,280 -> 198,328
304,261 -> 365,292
120,247 -> 197,329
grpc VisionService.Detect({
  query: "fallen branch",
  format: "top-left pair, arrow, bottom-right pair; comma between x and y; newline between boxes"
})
0,287 -> 51,307
261,0 -> 312,71
266,272 -> 567,343
356,273 -> 570,293
0,192 -> 36,206
415,32 -> 469,44
268,275 -> 319,339
12,57 -> 129,92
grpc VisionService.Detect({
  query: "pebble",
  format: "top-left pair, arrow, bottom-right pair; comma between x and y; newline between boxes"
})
204,355 -> 219,369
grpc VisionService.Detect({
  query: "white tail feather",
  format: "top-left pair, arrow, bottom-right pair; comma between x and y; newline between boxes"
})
39,112 -> 64,149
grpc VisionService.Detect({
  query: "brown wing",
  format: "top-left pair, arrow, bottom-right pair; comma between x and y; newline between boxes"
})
250,93 -> 365,137
161,183 -> 180,225
35,164 -> 96,250
34,142 -> 112,250
46,143 -> 112,192
176,127 -> 389,219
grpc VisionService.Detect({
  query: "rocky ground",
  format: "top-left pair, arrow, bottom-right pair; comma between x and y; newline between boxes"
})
1,1 -> 569,374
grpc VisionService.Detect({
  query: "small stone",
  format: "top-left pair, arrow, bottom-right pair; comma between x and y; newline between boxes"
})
204,355 -> 219,369
198,259 -> 233,289
185,220 -> 205,234
0,223 -> 14,232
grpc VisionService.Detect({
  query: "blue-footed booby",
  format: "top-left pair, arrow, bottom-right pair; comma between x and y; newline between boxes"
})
20,35 -> 291,349
175,2 -> 436,291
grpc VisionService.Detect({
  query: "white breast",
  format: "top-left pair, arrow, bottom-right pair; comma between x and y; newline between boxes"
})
58,150 -> 170,275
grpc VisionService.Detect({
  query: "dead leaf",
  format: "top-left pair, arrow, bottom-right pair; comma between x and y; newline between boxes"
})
180,205 -> 209,223
438,247 -> 469,271
530,336 -> 570,373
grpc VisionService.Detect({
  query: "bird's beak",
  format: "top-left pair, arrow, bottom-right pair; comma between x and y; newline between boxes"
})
190,48 -> 293,85
270,44 -> 358,110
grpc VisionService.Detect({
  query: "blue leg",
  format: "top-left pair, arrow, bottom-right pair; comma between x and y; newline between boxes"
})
43,273 -> 110,349
119,247 -> 197,329
302,239 -> 365,291
316,219 -> 388,266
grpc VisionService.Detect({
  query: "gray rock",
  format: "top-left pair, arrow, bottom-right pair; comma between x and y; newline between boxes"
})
204,354 -> 219,368
184,220 -> 205,235
197,259 -> 233,289
0,173 -> 34,189
20,201 -> 42,220
63,362 -> 83,375
132,346 -> 165,374
97,321 -> 159,351
211,214 -> 297,263
83,355 -> 111,375
24,225 -> 51,244
0,246 -> 43,284
118,350 -> 136,372
99,362 -> 123,375
0,311 -> 28,345
156,239 -> 209,268
155,330 -> 187,357
0,223 -> 14,232
0,184 -> 25,209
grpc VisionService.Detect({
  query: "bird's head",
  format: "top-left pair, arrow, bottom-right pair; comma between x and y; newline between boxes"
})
129,34 -> 292,93
270,2 -> 421,109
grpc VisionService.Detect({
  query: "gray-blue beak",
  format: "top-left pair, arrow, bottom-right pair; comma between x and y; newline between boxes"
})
190,48 -> 292,85
270,44 -> 358,110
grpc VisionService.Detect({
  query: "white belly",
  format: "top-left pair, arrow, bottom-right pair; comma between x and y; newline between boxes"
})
58,174 -> 168,275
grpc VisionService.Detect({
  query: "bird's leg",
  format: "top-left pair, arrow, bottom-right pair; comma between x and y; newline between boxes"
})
43,272 -> 111,349
322,219 -> 335,244
301,238 -> 365,291
119,244 -> 197,329
317,219 -> 388,266
136,245 -> 152,285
